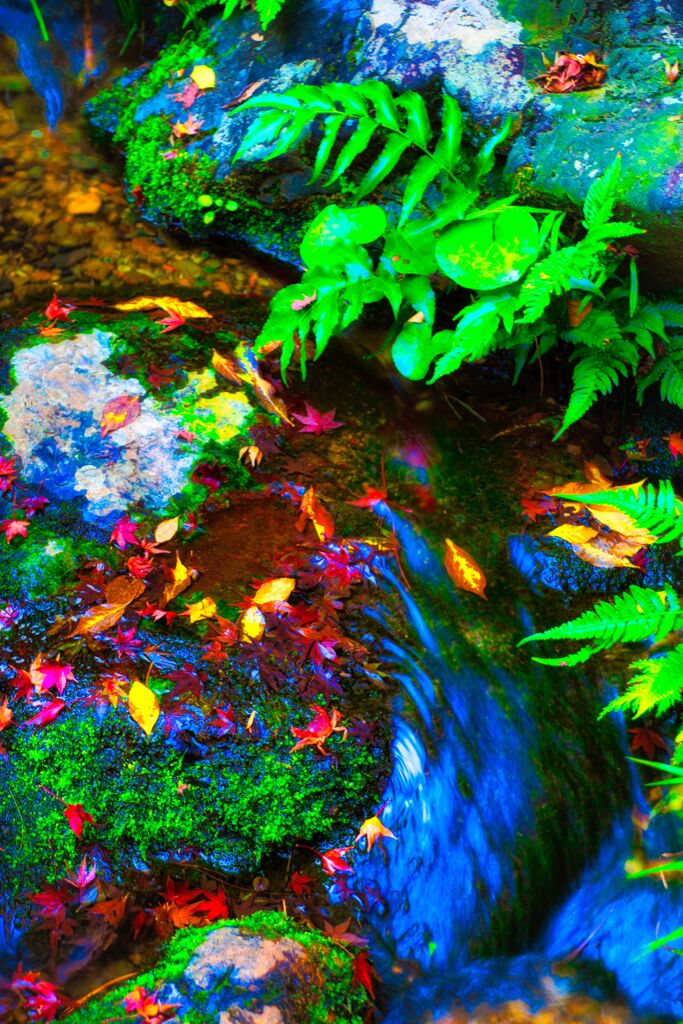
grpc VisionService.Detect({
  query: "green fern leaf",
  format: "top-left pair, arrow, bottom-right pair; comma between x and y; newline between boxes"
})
255,0 -> 284,27
656,300 -> 683,329
428,300 -> 501,383
554,344 -> 635,438
320,82 -> 369,118
561,309 -> 621,347
583,154 -> 621,228
395,92 -> 432,148
637,338 -> 683,408
472,115 -> 514,183
433,94 -> 463,170
326,120 -> 376,184
356,80 -> 399,129
554,480 -> 683,547
601,646 -> 683,718
309,114 -> 346,183
356,134 -> 411,199
519,584 -> 683,665
399,154 -> 442,225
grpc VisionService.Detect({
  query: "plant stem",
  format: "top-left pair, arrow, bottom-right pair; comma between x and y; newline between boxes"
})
29,0 -> 49,42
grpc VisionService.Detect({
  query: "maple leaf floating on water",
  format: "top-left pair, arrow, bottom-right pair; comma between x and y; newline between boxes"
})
293,402 -> 344,435
114,295 -> 212,320
101,395 -> 141,438
355,814 -> 397,853
444,539 -> 487,599
536,51 -> 606,93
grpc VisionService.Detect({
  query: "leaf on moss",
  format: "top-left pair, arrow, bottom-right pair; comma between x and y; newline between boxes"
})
128,679 -> 160,737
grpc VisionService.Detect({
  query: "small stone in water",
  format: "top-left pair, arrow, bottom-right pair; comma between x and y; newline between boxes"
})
66,190 -> 102,215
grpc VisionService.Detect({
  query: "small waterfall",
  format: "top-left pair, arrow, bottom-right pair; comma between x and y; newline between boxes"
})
356,508 -> 683,1021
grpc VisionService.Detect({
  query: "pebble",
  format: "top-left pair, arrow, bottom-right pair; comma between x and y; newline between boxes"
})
66,189 -> 103,215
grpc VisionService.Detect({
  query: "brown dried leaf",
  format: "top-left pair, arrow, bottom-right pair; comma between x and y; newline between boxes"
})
105,576 -> 146,606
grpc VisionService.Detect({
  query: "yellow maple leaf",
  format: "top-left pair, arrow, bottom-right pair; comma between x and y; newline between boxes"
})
182,596 -> 217,623
128,679 -> 160,737
191,64 -> 216,90
252,577 -> 295,608
355,814 -> 397,852
114,296 -> 212,319
239,605 -> 266,643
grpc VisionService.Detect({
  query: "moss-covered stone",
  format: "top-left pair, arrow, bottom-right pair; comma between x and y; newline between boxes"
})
0,699 -> 382,893
66,911 -> 370,1024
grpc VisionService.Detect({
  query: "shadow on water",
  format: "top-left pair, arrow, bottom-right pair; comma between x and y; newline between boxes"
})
357,505 -> 683,1023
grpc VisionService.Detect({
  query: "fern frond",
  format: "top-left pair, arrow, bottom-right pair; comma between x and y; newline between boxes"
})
601,646 -> 683,718
656,300 -> 683,329
427,299 -> 502,383
583,154 -> 621,228
561,309 -> 621,347
255,0 -> 284,27
231,80 -> 469,206
554,480 -> 683,548
518,585 -> 683,665
554,342 -> 637,438
637,337 -> 683,409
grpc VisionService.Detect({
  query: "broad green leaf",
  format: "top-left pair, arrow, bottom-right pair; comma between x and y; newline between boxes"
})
436,209 -> 540,290
401,275 -> 436,325
391,321 -> 434,380
300,205 -> 387,266
381,229 -> 439,277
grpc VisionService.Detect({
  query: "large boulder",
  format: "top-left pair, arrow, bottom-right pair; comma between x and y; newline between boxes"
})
86,0 -> 683,279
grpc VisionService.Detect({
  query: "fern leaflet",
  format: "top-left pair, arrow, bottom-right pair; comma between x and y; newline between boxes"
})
518,585 -> 683,665
601,646 -> 683,718
554,342 -> 638,438
553,480 -> 683,548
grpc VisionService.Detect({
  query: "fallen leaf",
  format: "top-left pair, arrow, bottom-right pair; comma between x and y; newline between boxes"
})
64,802 -> 95,838
666,432 -> 683,459
114,296 -> 212,319
69,602 -> 128,637
548,524 -> 599,545
190,64 -> 216,90
222,79 -> 266,109
252,577 -> 295,608
128,679 -> 160,737
101,395 -> 141,438
212,348 -> 243,384
181,597 -> 217,623
238,605 -> 266,643
160,553 -> 195,608
297,486 -> 335,541
105,576 -> 146,606
154,517 -> 180,544
536,50 -> 607,93
355,814 -> 397,852
444,539 -> 487,599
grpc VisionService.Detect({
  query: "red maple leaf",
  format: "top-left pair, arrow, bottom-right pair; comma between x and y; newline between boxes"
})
19,495 -> 50,517
44,293 -> 74,321
348,486 -> 387,509
34,660 -> 75,696
318,846 -> 355,876
352,950 -> 379,999
127,554 -> 154,579
109,515 -> 140,550
0,518 -> 29,543
22,699 -> 66,729
157,312 -> 186,334
292,402 -> 344,435
290,704 -> 347,755
63,803 -> 96,838
195,888 -> 230,922
666,432 -> 683,460
171,113 -> 205,137
629,727 -> 669,760
209,705 -> 238,736
288,871 -> 313,895
0,456 -> 18,494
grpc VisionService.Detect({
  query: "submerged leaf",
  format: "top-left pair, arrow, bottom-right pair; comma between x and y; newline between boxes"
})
444,539 -> 487,598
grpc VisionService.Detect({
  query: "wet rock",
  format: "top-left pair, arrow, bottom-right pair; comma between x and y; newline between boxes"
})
0,331 -> 197,522
51,245 -> 90,269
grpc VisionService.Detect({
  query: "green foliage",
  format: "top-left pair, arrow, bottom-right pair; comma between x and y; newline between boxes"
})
181,0 -> 285,29
554,480 -> 683,550
519,584 -> 683,666
231,80 -> 646,427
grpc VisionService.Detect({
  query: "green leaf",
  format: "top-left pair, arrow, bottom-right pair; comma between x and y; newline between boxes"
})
399,155 -> 442,225
601,647 -> 683,719
309,114 -> 346,183
519,584 -> 683,665
400,276 -> 436,325
396,92 -> 432,148
554,342 -> 638,438
472,115 -> 514,183
583,154 -> 622,228
356,135 -> 411,199
428,301 -> 501,382
321,82 -> 369,118
233,109 -> 291,159
554,480 -> 683,548
391,321 -> 434,380
255,0 -> 284,27
435,209 -> 540,291
300,205 -> 387,267
434,94 -> 463,170
357,79 -> 399,128
629,257 -> 639,318
327,120 -> 376,184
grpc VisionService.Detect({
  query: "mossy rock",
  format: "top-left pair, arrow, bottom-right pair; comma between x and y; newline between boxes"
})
67,911 -> 370,1024
0,697 -> 382,894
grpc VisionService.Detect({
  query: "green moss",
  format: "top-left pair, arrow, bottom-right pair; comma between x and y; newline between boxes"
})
67,911 -> 369,1024
0,527 -> 110,601
0,701 -> 383,893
